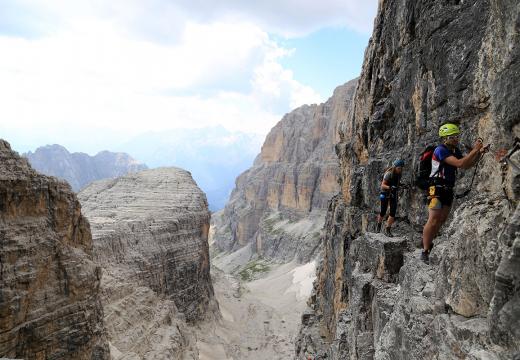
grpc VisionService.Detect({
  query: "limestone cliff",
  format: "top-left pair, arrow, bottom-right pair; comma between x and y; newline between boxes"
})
213,80 -> 357,263
296,0 -> 519,359
25,144 -> 147,192
0,139 -> 110,359
78,168 -> 215,359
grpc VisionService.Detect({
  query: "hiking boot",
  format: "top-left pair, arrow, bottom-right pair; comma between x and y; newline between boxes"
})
383,226 -> 393,238
420,250 -> 430,264
375,222 -> 382,233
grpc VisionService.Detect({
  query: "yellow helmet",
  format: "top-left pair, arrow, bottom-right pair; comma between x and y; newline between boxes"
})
439,123 -> 460,137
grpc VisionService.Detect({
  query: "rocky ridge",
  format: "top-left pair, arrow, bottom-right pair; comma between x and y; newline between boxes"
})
296,0 -> 519,359
78,167 -> 216,359
25,144 -> 147,192
213,80 -> 357,263
0,139 -> 110,359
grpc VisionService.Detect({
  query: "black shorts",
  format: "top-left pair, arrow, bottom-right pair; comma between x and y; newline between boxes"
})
380,192 -> 398,217
427,185 -> 454,209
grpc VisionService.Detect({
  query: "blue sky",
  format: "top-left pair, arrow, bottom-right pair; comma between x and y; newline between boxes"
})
276,27 -> 369,97
0,0 -> 377,154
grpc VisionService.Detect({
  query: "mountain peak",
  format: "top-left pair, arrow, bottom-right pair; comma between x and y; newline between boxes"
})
24,144 -> 147,191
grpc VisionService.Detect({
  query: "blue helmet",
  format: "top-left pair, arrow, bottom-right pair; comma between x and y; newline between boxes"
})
393,159 -> 405,167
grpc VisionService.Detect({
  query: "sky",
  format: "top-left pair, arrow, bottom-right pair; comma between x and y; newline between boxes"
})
0,0 -> 378,154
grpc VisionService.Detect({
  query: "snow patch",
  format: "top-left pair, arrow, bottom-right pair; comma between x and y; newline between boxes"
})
285,261 -> 317,300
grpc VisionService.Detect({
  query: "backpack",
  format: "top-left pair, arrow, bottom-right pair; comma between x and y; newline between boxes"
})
415,145 -> 438,190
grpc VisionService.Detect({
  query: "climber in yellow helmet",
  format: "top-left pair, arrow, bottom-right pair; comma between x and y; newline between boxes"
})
421,123 -> 489,263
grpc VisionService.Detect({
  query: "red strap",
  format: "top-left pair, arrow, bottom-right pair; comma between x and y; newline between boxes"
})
420,151 -> 433,161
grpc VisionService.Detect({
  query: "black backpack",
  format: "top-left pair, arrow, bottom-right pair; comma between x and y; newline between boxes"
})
415,145 -> 438,190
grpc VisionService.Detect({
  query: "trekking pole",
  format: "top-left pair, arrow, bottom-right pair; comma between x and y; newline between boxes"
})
455,144 -> 489,199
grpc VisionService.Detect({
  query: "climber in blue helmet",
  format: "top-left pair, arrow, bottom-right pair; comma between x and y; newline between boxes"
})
376,159 -> 405,237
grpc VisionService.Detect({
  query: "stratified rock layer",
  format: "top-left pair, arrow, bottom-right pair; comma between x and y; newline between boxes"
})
79,168 -> 214,359
0,139 -> 110,359
296,0 -> 519,359
213,80 -> 357,262
25,144 -> 147,192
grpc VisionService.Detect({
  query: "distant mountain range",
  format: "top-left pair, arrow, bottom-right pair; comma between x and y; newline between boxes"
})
24,144 -> 147,192
23,127 -> 263,210
118,126 -> 264,211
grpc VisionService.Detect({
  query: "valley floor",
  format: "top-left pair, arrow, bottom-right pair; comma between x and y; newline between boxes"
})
195,253 -> 315,360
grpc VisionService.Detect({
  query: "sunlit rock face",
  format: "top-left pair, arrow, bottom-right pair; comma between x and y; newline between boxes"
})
0,139 -> 110,360
296,0 -> 520,359
25,144 -> 147,192
213,80 -> 357,263
79,167 -> 215,359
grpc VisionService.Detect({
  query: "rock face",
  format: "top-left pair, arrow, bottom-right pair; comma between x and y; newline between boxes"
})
213,80 -> 357,263
0,139 -> 110,359
296,0 -> 519,359
78,168 -> 215,359
25,144 -> 147,192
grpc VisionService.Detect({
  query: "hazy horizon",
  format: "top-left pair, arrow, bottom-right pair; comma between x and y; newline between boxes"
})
0,0 -> 377,156
17,126 -> 265,211
1,0 -> 378,211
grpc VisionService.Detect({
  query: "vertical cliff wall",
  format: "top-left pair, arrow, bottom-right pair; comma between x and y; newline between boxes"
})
0,140 -> 110,359
297,0 -> 519,359
79,168 -> 215,359
213,80 -> 357,263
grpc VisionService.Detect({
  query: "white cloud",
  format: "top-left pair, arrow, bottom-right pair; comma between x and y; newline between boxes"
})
196,0 -> 378,36
0,0 -> 377,153
0,18 -> 322,152
252,56 -> 321,111
1,0 -> 377,39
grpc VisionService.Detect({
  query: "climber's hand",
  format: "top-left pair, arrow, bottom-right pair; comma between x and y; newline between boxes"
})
474,138 -> 483,151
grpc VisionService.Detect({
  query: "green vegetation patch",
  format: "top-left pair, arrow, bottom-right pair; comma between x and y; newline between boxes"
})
238,260 -> 271,282
263,216 -> 278,232
262,213 -> 287,235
